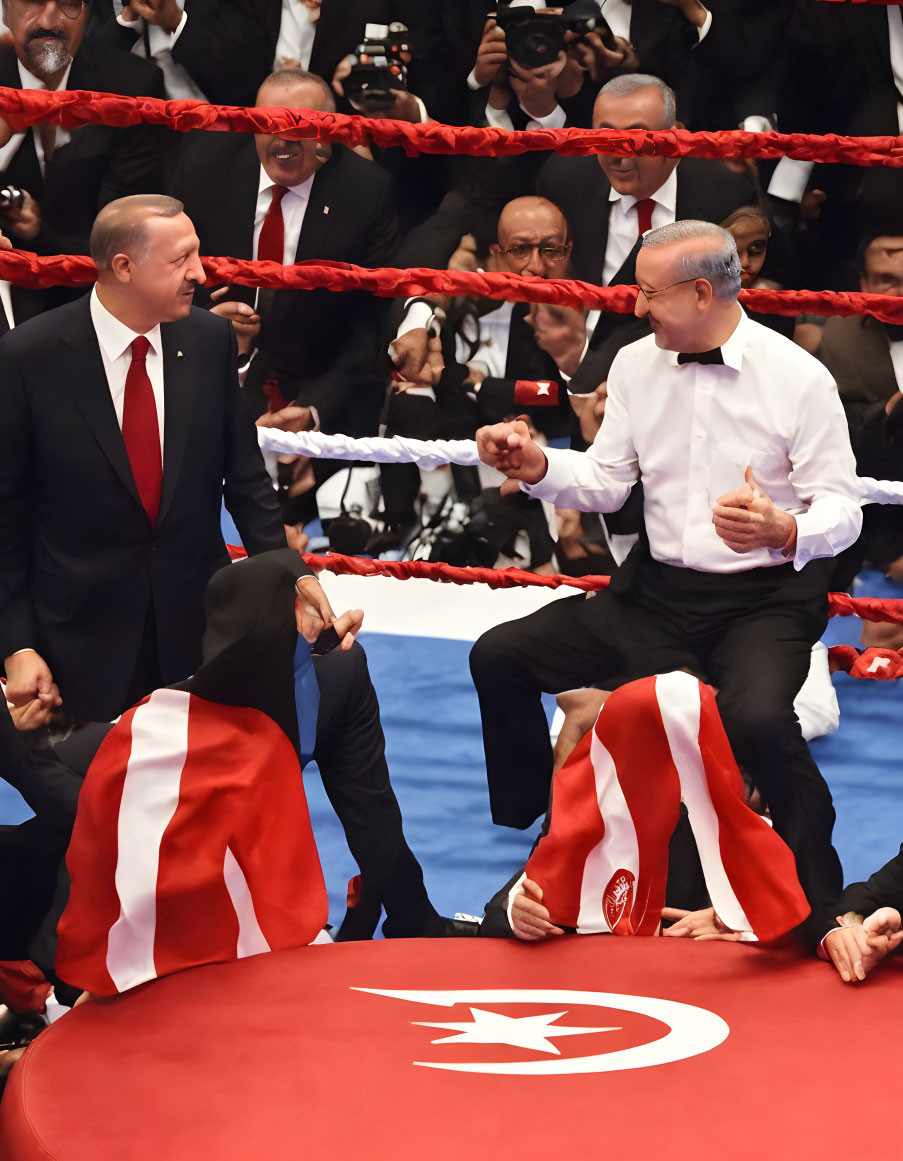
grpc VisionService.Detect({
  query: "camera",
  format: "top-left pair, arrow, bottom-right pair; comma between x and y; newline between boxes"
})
345,22 -> 411,113
0,185 -> 26,213
490,0 -> 615,71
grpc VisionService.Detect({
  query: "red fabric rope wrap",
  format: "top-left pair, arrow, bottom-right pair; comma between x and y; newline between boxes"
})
3,251 -> 903,324
0,87 -> 902,166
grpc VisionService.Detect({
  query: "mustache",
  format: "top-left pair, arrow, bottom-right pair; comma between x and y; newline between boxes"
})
25,28 -> 69,45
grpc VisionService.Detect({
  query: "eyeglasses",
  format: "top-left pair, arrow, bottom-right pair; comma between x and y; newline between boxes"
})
636,277 -> 697,302
18,0 -> 84,18
498,244 -> 571,264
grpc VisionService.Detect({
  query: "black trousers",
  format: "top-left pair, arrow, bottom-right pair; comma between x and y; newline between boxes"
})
469,553 -> 843,941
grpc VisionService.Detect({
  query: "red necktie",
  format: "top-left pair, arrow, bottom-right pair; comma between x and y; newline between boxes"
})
257,185 -> 288,263
122,336 -> 162,525
634,198 -> 655,239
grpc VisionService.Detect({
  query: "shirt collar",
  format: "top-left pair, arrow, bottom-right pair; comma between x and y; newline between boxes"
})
90,288 -> 162,364
665,306 -> 748,371
17,57 -> 72,92
257,164 -> 316,201
609,165 -> 678,214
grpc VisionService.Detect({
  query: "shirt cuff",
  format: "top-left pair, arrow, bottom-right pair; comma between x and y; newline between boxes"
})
484,101 -> 514,132
466,68 -> 483,92
767,157 -> 815,204
520,445 -> 573,502
523,103 -> 566,132
506,873 -> 528,933
695,8 -> 712,43
395,301 -> 433,340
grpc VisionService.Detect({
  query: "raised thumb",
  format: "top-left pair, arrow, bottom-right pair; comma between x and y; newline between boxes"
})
744,464 -> 762,499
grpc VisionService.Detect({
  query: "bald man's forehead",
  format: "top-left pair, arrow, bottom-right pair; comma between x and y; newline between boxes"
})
498,204 -> 568,244
257,82 -> 328,110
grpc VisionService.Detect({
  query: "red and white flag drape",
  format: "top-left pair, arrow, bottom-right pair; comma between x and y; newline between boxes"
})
56,689 -> 328,995
522,672 -> 811,942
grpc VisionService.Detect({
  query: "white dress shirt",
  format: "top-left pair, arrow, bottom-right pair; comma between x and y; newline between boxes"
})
115,4 -> 206,101
523,310 -> 863,573
0,60 -> 73,175
274,0 -> 318,71
889,338 -> 903,393
456,299 -> 514,380
89,288 -> 165,457
253,166 -> 315,265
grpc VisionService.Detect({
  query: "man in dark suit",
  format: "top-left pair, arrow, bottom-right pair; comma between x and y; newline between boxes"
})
820,845 -> 903,983
0,194 -> 285,724
173,68 -> 401,443
0,0 -> 167,270
536,73 -> 756,392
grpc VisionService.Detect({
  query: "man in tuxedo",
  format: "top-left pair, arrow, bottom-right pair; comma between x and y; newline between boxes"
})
0,0 -> 166,282
470,220 -> 863,945
173,68 -> 400,444
536,73 -> 755,391
0,194 -> 285,724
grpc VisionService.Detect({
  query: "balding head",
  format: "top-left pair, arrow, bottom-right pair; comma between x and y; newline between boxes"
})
90,194 -> 185,272
493,196 -> 571,278
256,68 -> 336,114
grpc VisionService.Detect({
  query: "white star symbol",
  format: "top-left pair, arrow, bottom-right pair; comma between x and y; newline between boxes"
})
867,657 -> 891,674
413,1008 -> 619,1056
536,381 -> 551,396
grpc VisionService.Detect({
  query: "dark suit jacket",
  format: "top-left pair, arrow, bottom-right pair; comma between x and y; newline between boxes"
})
0,298 -> 284,721
817,315 -> 898,432
0,41 -> 166,259
837,845 -> 903,919
173,135 -> 401,434
537,154 -> 756,391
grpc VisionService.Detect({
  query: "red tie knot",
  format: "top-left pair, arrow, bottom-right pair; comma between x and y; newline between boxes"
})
271,184 -> 289,206
131,335 -> 151,362
634,198 -> 656,238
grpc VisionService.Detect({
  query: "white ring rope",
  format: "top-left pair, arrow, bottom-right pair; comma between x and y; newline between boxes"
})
256,429 -> 903,506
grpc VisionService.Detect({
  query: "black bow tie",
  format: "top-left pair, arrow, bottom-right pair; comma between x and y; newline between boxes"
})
677,348 -> 724,366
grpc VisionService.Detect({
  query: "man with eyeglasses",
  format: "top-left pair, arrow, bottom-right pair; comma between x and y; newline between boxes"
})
0,0 -> 167,318
470,219 -> 864,948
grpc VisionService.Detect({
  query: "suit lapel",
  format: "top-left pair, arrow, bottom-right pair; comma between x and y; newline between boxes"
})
294,161 -> 338,262
157,321 -> 199,525
61,299 -> 143,510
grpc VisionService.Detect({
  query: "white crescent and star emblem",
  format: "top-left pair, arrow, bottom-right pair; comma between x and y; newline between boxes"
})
353,987 -> 729,1076
536,381 -> 552,396
867,657 -> 891,674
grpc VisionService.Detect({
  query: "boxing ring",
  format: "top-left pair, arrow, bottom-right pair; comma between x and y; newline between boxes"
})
2,39 -> 903,1157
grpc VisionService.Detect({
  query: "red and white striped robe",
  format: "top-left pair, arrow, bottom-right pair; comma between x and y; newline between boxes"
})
56,688 -> 328,995
521,672 -> 811,942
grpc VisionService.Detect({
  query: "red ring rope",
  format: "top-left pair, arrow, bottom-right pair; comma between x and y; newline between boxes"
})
0,87 -> 901,166
2,251 -> 903,323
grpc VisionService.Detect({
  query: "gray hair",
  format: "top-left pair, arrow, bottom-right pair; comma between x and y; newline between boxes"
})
641,220 -> 742,302
90,194 -> 185,272
598,73 -> 677,127
258,68 -> 336,114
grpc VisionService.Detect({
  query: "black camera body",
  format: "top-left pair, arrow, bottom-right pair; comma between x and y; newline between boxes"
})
345,21 -> 411,112
490,1 -> 615,70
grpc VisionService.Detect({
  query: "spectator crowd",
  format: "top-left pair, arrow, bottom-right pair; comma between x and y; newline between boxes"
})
0,0 -> 902,1096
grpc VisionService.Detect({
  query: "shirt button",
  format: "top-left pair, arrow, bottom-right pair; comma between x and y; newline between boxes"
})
694,433 -> 704,442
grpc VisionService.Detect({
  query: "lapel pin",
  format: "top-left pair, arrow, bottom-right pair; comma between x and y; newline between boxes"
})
177,350 -> 184,358
323,205 -> 330,215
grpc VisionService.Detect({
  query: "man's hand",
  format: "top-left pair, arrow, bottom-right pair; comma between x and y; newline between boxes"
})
364,89 -> 424,122
121,0 -> 183,34
863,907 -> 903,959
209,286 -> 260,357
4,650 -> 62,710
824,922 -> 873,983
507,54 -> 567,119
476,417 -> 548,483
564,30 -> 638,82
712,466 -> 797,554
510,879 -> 565,941
255,405 -> 313,434
389,327 -> 444,385
295,575 -> 363,650
661,906 -> 743,940
473,18 -> 509,87
4,194 -> 41,242
526,303 -> 585,377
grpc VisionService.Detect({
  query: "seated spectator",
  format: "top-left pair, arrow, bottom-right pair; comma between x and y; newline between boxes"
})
480,672 -> 810,943
173,67 -> 401,458
0,0 -> 168,318
817,231 -> 903,434
721,205 -> 794,339
820,845 -> 903,983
